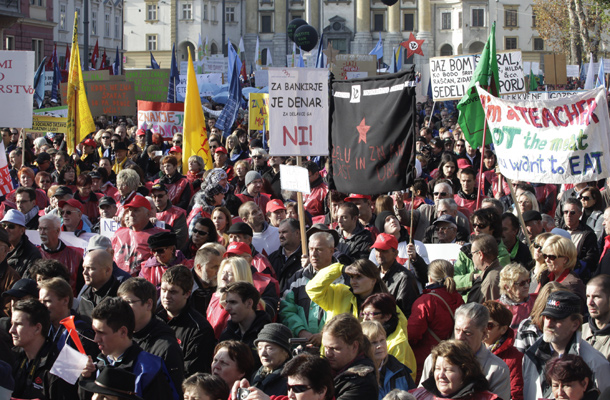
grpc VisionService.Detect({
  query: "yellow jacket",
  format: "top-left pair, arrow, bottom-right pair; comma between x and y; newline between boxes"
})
305,262 -> 417,379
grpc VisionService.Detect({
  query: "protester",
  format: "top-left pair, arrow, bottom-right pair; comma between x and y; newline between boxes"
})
211,340 -> 256,390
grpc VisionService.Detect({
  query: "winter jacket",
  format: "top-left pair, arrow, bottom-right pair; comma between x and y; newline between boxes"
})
252,223 -> 281,257
419,344 -> 510,400
538,269 -> 586,306
252,250 -> 277,278
523,331 -> 610,400
156,202 -> 188,246
454,191 -> 485,215
251,362 -> 289,397
454,242 -> 511,293
139,250 -> 188,290
38,241 -> 84,295
236,189 -> 271,213
158,302 -> 216,376
112,223 -> 168,276
219,310 -> 272,367
533,183 -> 558,215
306,262 -> 417,379
190,269 -> 216,315
7,233 -> 42,277
559,221 -> 600,280
467,259 -> 503,304
379,354 -> 415,400
582,318 -> 610,360
489,329 -> 523,400
498,294 -> 537,330
74,191 -> 102,223
77,275 -> 121,319
157,173 -> 192,210
132,316 -> 185,394
334,355 -> 379,400
410,379 -> 498,400
514,317 -> 540,354
406,204 -> 471,242
269,245 -> 303,293
336,222 -> 374,262
378,261 -> 421,318
303,176 -> 328,217
408,285 -> 464,382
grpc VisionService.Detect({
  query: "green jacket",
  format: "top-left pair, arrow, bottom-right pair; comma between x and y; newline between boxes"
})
454,241 -> 511,295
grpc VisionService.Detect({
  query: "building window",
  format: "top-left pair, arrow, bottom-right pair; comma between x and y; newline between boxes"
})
147,34 -> 157,50
59,4 -> 66,30
5,36 -> 14,50
458,12 -> 462,28
32,39 -> 44,66
472,8 -> 484,27
534,38 -> 544,50
105,14 -> 110,36
505,37 -> 517,49
115,14 -> 120,37
291,13 -> 302,20
91,11 -> 97,35
532,10 -> 537,27
203,4 -> 208,20
226,6 -> 235,22
30,0 -> 43,6
441,12 -> 451,30
261,14 -> 272,33
329,38 -> 347,54
147,4 -> 157,20
373,13 -> 384,31
182,3 -> 192,19
504,8 -> 517,27
440,44 -> 453,56
211,5 -> 216,21
403,13 -> 414,31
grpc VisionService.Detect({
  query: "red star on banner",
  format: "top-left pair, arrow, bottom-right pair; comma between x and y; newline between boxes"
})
356,118 -> 370,143
401,33 -> 425,59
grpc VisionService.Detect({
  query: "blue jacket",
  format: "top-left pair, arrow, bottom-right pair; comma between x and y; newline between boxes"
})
379,354 -> 414,400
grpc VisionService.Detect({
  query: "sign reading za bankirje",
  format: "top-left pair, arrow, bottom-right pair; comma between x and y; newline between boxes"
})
430,50 -> 525,101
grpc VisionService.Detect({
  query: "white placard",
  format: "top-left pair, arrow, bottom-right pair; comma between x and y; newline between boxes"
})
176,73 -> 222,101
44,71 -> 54,91
346,71 -> 368,79
279,164 -> 311,194
423,243 -> 462,263
26,230 -> 95,250
0,51 -> 35,128
98,217 -> 165,238
255,69 -> 268,88
566,65 -> 580,78
268,68 -> 329,156
50,344 -> 89,384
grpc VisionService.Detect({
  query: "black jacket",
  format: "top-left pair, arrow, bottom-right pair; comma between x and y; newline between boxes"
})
262,168 -> 283,200
219,310 -> 272,368
382,261 -> 420,318
77,275 -> 121,319
9,233 -> 42,277
509,239 -> 534,267
133,316 -> 185,394
333,355 -> 379,400
25,213 -> 40,230
190,269 -> 216,315
337,222 -> 374,262
268,245 -> 303,293
251,361 -> 289,396
158,302 -> 216,376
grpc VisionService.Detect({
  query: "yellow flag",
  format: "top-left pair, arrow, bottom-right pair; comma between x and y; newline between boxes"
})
183,48 -> 213,172
66,12 -> 96,156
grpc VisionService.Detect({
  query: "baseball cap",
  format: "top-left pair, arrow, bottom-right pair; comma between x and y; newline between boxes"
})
53,186 -> 73,197
2,278 -> 38,299
522,210 -> 542,223
86,235 -> 112,252
151,183 -> 168,193
83,138 -> 97,148
344,194 -> 372,202
98,196 -> 116,207
541,291 -> 582,320
371,233 -> 398,251
35,152 -> 51,164
224,242 -> 252,258
136,129 -> 146,136
306,224 -> 340,248
226,222 -> 254,237
215,146 -> 228,154
1,209 -> 26,227
124,195 -> 151,211
58,199 -> 85,213
433,214 -> 458,228
267,199 -> 286,213
169,146 -> 182,153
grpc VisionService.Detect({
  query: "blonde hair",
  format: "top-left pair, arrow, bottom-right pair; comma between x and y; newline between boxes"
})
362,320 -> 387,341
530,232 -> 553,280
514,191 -> 540,216
499,263 -> 529,296
427,259 -> 456,293
542,235 -> 577,270
218,257 -> 252,289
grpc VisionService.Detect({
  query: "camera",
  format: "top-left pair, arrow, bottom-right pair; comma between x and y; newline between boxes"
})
236,388 -> 250,400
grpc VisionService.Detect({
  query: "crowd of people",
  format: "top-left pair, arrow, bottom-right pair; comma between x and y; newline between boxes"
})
2,101 -> 610,400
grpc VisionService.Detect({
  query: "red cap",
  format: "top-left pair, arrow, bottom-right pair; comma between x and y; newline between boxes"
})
124,195 -> 151,211
371,233 -> 398,251
215,146 -> 228,154
58,199 -> 84,213
136,129 -> 146,136
82,138 -> 97,148
457,159 -> 471,169
344,193 -> 372,202
169,146 -> 182,153
267,199 -> 286,213
224,242 -> 252,258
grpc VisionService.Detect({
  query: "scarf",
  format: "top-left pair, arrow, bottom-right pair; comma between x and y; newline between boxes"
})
24,206 -> 39,224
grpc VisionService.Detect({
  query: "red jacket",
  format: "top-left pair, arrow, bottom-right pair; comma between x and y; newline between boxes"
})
303,180 -> 328,217
38,242 -> 84,295
236,192 -> 271,213
490,329 -> 523,400
157,205 -> 187,227
408,286 -> 464,382
112,225 -> 169,276
454,192 -> 484,215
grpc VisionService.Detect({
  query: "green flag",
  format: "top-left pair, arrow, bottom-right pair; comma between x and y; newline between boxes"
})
529,69 -> 538,91
457,22 -> 500,149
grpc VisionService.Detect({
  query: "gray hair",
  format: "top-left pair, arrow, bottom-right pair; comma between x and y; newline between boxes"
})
382,390 -> 416,400
481,198 -> 505,215
116,169 -> 140,192
250,147 -> 268,160
39,214 -> 61,229
309,232 -> 334,248
438,198 -> 458,211
188,155 -> 204,170
194,242 -> 225,266
434,181 -> 453,195
455,303 -> 490,332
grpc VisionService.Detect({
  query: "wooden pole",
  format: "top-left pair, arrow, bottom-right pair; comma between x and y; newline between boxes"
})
296,156 -> 308,257
506,177 -> 532,249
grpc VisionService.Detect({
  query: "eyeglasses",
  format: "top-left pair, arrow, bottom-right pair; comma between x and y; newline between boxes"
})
543,254 -> 564,261
287,384 -> 312,394
59,210 -> 78,216
433,191 -> 448,197
192,228 -> 209,236
359,311 -> 383,318
515,279 -> 531,287
173,141 -> 182,145
102,136 -> 111,139
471,249 -> 482,256
436,226 -> 455,232
563,210 -> 577,216
1,223 -> 16,230
534,243 -> 542,250
472,223 -> 489,230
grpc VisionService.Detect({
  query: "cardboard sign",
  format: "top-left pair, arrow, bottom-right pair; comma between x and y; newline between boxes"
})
30,115 -> 68,133
81,70 -> 109,82
175,72 -> 222,101
279,164 -> 311,194
268,68 -> 329,156
125,69 -> 170,102
0,51 -> 35,128
137,100 -> 184,139
429,50 -> 525,101
25,230 -> 95,250
86,80 -> 136,116
478,86 -> 610,184
566,65 -> 580,78
331,54 -> 377,81
543,54 -> 567,85
248,93 -> 269,130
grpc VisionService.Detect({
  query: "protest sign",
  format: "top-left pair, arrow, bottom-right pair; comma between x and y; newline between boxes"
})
424,243 -> 462,263
81,70 -> 109,82
279,165 -> 311,194
331,54 -> 377,81
0,51 -> 35,128
566,65 -> 580,78
544,54 -> 567,85
248,93 -> 269,130
268,68 -> 329,156
137,100 -> 184,139
502,90 -> 583,101
86,80 -> 136,116
26,231 -> 94,250
429,50 -> 525,101
99,217 -> 165,238
33,105 -> 68,118
477,85 -> 610,184
44,71 -> 54,91
30,115 -> 68,134
176,72 -> 222,101
255,69 -> 269,88
125,69 -> 170,102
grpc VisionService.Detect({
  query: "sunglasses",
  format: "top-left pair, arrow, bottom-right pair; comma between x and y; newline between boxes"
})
1,223 -> 16,230
359,311 -> 382,318
102,136 -> 111,139
286,384 -> 312,394
543,254 -> 563,261
472,223 -> 489,230
563,210 -> 577,216
580,196 -> 591,201
534,243 -> 542,250
433,191 -> 448,197
59,210 -> 78,216
515,279 -> 531,288
192,228 -> 209,236
152,247 -> 169,254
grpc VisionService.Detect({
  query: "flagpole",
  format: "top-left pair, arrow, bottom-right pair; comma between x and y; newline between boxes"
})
475,122 -> 487,210
506,177 -> 532,249
296,156 -> 308,258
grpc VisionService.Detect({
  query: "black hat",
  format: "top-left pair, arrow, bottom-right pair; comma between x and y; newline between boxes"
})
227,222 -> 253,237
416,136 -> 427,143
375,211 -> 396,235
79,367 -> 143,400
306,223 -> 340,248
53,186 -> 73,197
254,323 -> 293,354
89,170 -> 102,179
0,226 -> 10,247
541,291 -> 582,320
36,152 -> 51,164
2,278 -> 38,299
151,183 -> 168,193
147,231 -> 177,249
98,196 -> 116,207
433,214 -> 458,228
522,210 -> 542,223
250,138 -> 263,148
114,142 -> 128,152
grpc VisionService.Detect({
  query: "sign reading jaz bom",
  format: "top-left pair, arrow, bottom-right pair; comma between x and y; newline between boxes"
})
268,68 -> 329,156
430,50 -> 525,101
477,85 -> 610,184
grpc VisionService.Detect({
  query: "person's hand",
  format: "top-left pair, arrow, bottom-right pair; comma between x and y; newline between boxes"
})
307,333 -> 322,347
149,217 -> 158,224
81,356 -> 96,378
407,243 -> 417,261
231,378 -> 251,400
298,330 -> 313,340
242,387 -> 271,400
301,254 -> 309,268
393,191 -> 405,208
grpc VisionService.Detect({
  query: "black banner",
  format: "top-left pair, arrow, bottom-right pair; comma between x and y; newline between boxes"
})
328,68 -> 416,195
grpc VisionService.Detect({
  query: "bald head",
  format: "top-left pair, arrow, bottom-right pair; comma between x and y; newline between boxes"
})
83,249 -> 114,290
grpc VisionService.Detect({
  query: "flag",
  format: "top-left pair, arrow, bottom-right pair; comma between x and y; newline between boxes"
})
46,44 -> 56,69
197,33 -> 203,61
100,50 -> 107,69
267,49 -> 273,67
456,22 -> 500,149
227,39 -> 242,87
254,36 -> 261,69
315,33 -> 325,68
167,43 -> 179,103
63,46 -> 70,70
205,36 -> 209,57
239,37 -> 245,54
584,53 -> 595,90
91,39 -> 99,69
33,56 -> 47,108
369,32 -> 383,60
291,42 -> 296,67
427,76 -> 433,100
597,59 -> 605,88
51,50 -> 61,102
529,68 -> 538,91
215,45 -> 241,135
328,69 -> 416,194
297,48 -> 305,68
240,61 -> 248,83
183,48 -> 213,173
0,142 -> 13,196
112,47 -> 120,75
150,52 -> 160,69
66,11 -> 96,156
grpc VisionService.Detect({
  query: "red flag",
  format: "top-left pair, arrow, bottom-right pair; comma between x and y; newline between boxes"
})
91,40 -> 99,69
64,46 -> 70,70
46,44 -> 56,69
100,50 -> 107,69
240,61 -> 247,83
